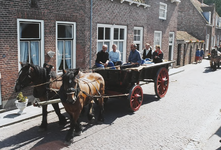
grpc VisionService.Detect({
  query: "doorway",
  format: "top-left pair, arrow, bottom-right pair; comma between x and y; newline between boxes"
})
177,44 -> 181,65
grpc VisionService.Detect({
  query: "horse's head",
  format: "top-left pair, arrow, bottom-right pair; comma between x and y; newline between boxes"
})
59,68 -> 80,104
15,62 -> 33,92
15,62 -> 53,93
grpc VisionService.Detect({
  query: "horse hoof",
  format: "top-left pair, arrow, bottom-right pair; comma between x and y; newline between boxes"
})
89,117 -> 96,124
64,140 -> 73,146
59,119 -> 67,127
98,117 -> 104,124
74,131 -> 82,136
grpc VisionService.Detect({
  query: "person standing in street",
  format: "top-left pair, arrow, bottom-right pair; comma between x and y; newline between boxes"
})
200,48 -> 204,62
195,48 -> 200,63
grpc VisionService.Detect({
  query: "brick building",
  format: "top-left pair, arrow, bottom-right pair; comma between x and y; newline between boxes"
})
0,0 -> 180,110
177,0 -> 221,66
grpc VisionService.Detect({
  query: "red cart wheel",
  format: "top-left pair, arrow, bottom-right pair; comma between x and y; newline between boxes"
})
154,67 -> 169,98
128,85 -> 143,112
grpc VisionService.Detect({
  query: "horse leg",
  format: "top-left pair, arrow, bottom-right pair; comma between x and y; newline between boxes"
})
87,100 -> 95,123
64,112 -> 82,145
97,97 -> 104,122
39,105 -> 48,131
74,119 -> 82,136
64,114 -> 74,145
52,103 -> 67,126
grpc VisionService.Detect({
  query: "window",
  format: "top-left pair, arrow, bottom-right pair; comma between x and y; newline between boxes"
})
56,21 -> 76,72
206,34 -> 209,50
209,11 -> 211,24
159,2 -> 167,20
154,31 -> 162,48
219,17 -> 221,28
133,27 -> 143,53
213,35 -> 216,46
97,24 -> 127,62
17,19 -> 44,71
169,32 -> 174,61
216,15 -> 219,27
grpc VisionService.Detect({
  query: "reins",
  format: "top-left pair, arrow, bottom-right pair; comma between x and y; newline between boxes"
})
31,74 -> 63,88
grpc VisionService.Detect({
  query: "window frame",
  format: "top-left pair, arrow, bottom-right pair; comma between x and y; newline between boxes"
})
169,32 -> 175,61
154,31 -> 162,49
159,2 -> 167,20
97,24 -> 127,63
206,34 -> 209,50
17,19 -> 44,71
56,21 -> 76,74
133,27 -> 143,53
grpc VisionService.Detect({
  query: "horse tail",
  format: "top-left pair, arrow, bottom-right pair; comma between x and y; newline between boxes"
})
98,76 -> 105,95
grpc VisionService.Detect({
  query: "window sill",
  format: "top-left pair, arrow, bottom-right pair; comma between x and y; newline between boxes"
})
159,17 -> 167,21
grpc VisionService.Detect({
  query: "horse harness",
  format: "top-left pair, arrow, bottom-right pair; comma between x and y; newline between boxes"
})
67,77 -> 102,99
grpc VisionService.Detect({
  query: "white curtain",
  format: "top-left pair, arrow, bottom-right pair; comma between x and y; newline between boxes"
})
104,42 -> 110,52
20,42 -> 28,63
30,41 -> 39,65
57,41 -> 63,70
65,41 -> 71,69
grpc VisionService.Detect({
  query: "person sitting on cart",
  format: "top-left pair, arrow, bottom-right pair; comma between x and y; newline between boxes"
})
109,44 -> 122,66
153,45 -> 164,63
95,44 -> 115,69
127,43 -> 143,67
142,43 -> 152,60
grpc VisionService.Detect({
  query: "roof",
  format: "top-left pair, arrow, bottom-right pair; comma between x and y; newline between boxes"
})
176,31 -> 199,42
190,0 -> 210,23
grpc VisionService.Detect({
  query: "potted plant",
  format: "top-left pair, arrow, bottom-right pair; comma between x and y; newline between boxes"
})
15,92 -> 28,114
207,53 -> 211,60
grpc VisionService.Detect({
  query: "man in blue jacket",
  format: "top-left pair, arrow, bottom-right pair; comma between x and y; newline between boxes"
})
128,43 -> 142,67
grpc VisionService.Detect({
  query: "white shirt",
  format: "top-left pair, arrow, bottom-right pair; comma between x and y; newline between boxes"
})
109,50 -> 121,62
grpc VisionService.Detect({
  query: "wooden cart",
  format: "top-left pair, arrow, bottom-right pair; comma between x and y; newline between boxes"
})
94,61 -> 175,111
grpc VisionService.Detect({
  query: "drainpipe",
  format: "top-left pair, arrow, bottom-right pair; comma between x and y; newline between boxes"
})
89,0 -> 93,68
0,73 -> 2,106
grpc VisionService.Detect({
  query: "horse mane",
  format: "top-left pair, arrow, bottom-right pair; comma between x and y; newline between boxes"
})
31,65 -> 48,82
30,63 -> 54,98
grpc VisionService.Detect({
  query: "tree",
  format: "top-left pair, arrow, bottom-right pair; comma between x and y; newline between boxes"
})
203,0 -> 221,16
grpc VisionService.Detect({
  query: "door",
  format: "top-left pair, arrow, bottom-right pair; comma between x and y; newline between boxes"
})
177,44 -> 181,65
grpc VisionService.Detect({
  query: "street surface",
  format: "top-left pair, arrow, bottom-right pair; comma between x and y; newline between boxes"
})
0,59 -> 221,150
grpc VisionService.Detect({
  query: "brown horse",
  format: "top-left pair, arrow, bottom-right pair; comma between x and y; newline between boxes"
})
14,62 -> 66,131
59,68 -> 105,145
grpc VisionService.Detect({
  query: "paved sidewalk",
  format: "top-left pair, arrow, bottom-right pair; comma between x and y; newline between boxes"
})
0,67 -> 184,128
0,103 -> 64,128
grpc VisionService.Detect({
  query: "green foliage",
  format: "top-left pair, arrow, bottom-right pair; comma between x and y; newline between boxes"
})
16,92 -> 27,102
203,0 -> 221,16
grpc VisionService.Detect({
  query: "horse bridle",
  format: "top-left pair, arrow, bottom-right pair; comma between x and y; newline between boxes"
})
65,77 -> 102,99
16,68 -> 32,88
